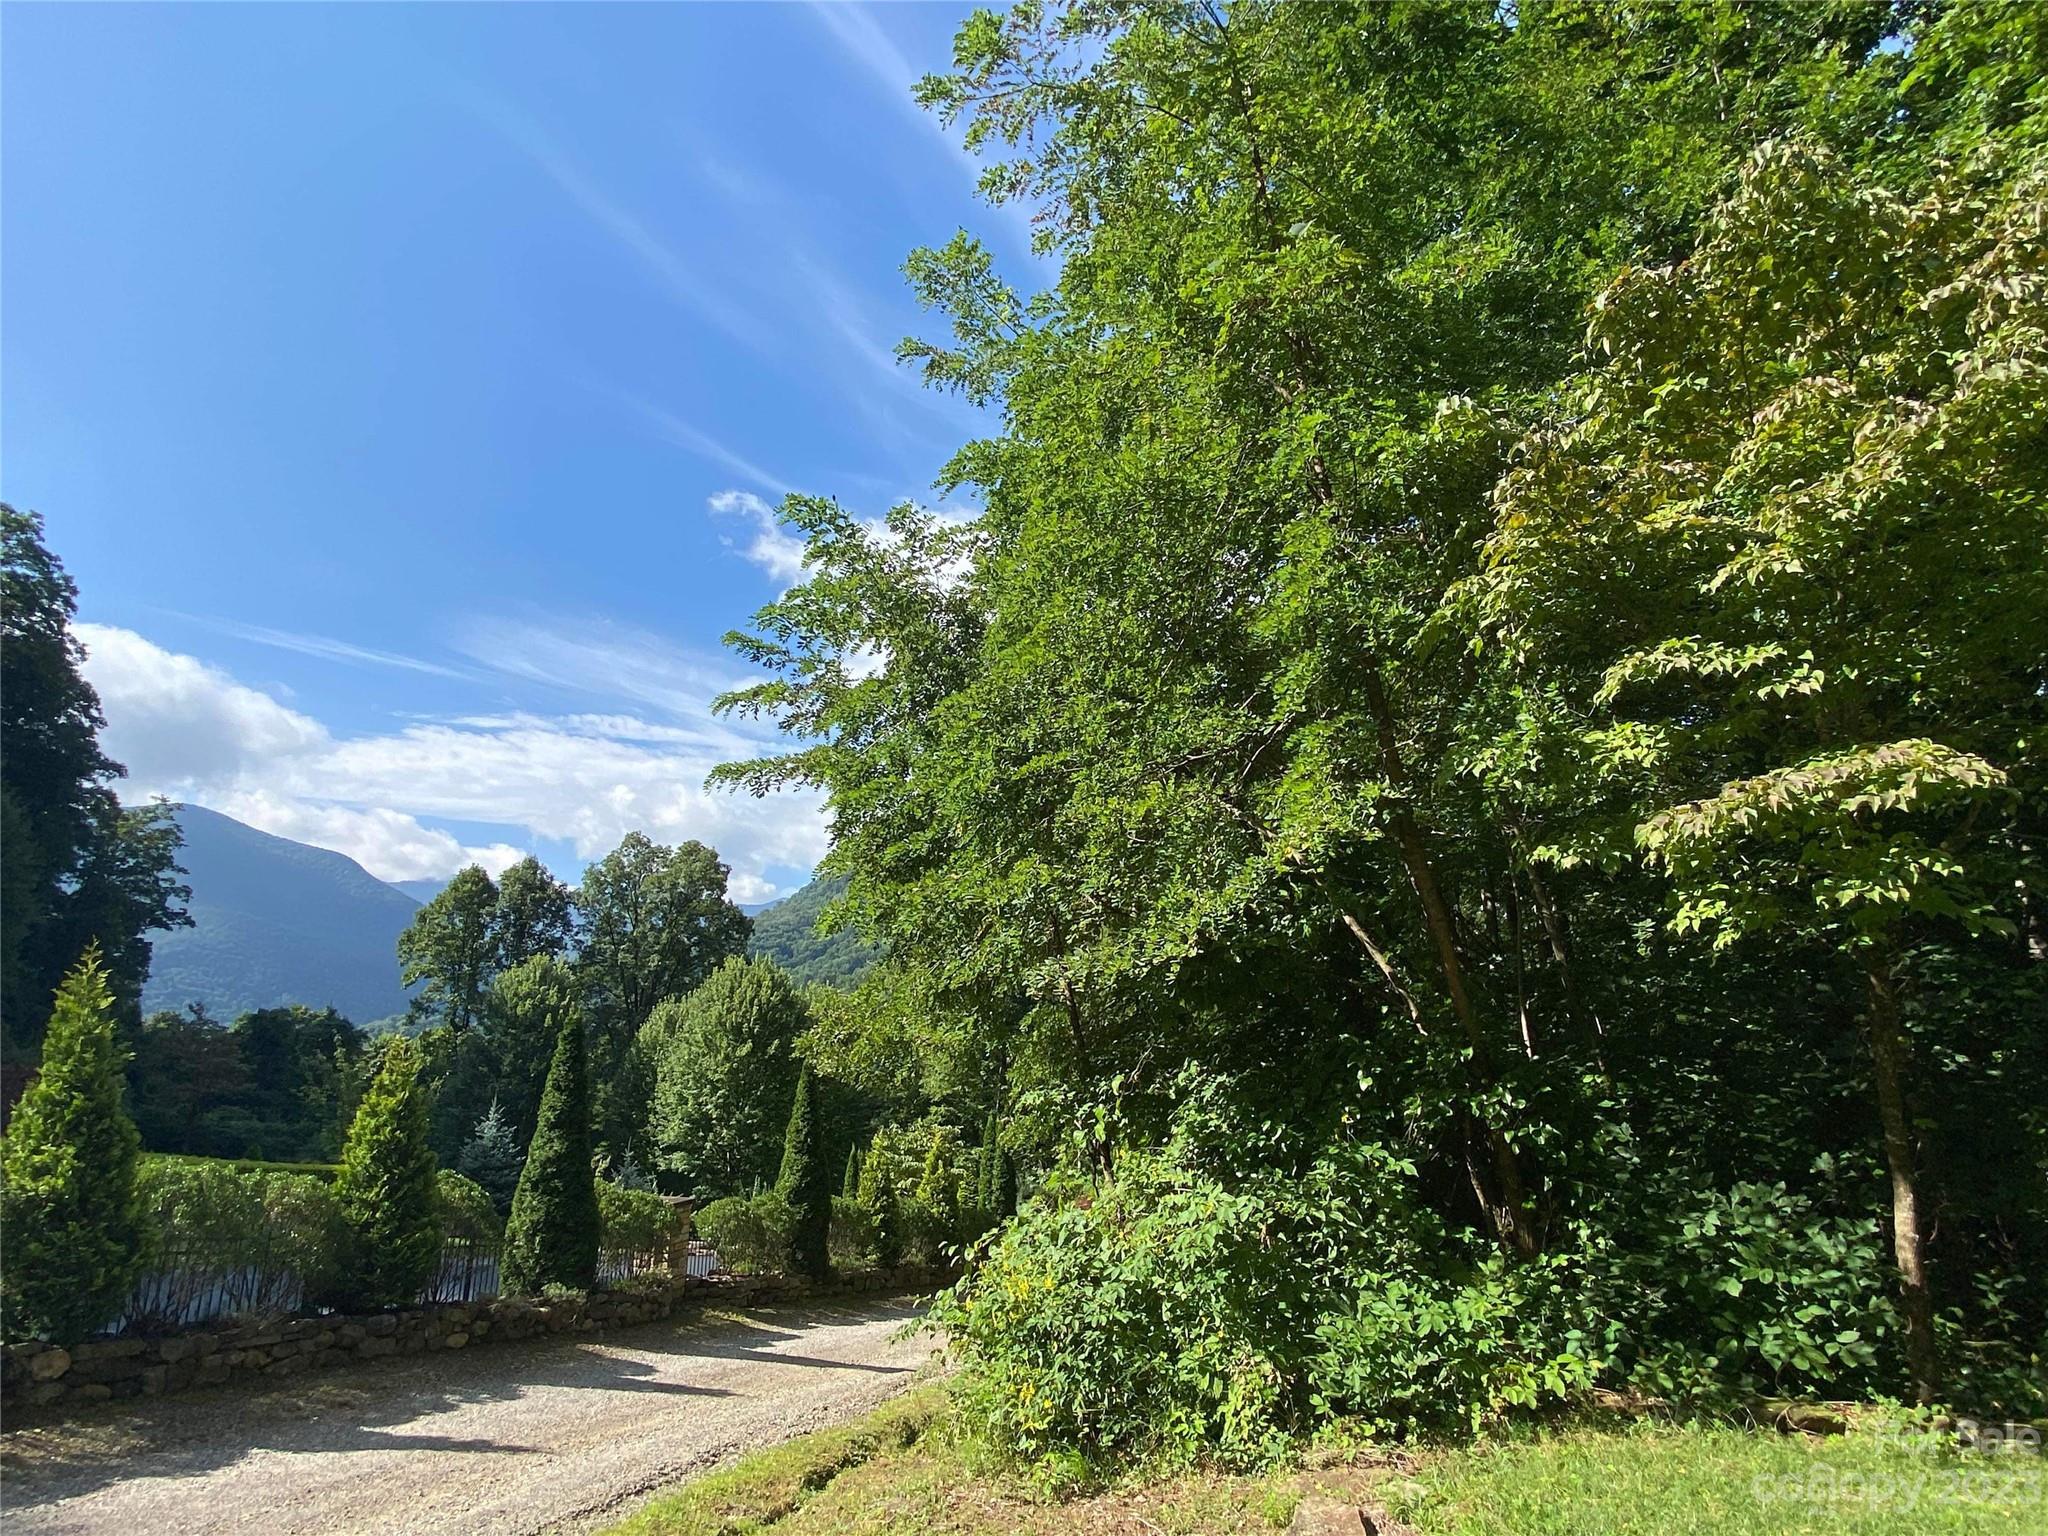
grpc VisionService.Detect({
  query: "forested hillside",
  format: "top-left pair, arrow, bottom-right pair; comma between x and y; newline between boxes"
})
141,805 -> 420,1024
746,876 -> 876,987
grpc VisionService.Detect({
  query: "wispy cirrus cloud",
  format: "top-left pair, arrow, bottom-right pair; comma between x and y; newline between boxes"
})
611,389 -> 801,499
805,1 -> 1041,260
459,86 -> 775,357
168,613 -> 476,681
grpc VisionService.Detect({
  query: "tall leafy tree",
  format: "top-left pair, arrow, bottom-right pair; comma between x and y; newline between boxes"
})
504,1007 -> 600,1293
332,1036 -> 443,1310
0,948 -> 146,1343
1472,138 -> 2048,1401
398,865 -> 499,1033
575,834 -> 752,1042
1,507 -> 189,1055
481,953 -> 581,1148
719,0 -> 1920,1256
493,855 -> 575,970
576,833 -> 751,1155
640,956 -> 806,1198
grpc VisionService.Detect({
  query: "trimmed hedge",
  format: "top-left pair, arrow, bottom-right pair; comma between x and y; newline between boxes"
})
598,1181 -> 679,1254
696,1194 -> 791,1275
435,1169 -> 504,1243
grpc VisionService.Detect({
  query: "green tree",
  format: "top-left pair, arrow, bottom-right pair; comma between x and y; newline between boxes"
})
493,855 -> 574,970
1472,138 -> 2048,1402
915,1125 -> 957,1231
576,834 -> 752,1157
457,1098 -> 524,1213
398,865 -> 498,1033
2,507 -> 189,1056
855,1138 -> 903,1268
640,956 -> 806,1198
0,948 -> 146,1342
482,953 -> 580,1148
842,1142 -> 863,1199
775,1065 -> 831,1278
716,0 -> 1922,1262
504,1008 -> 600,1293
332,1037 -> 443,1309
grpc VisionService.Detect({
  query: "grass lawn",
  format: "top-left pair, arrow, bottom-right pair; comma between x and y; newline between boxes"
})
607,1388 -> 2045,1536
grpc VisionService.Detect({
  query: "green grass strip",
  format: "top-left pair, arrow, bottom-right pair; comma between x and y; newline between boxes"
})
605,1386 -> 947,1536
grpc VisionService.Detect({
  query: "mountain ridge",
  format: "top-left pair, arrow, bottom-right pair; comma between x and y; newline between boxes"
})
142,805 -> 421,1024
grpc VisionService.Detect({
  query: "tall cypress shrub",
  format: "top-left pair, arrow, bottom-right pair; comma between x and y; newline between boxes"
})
842,1142 -> 863,1199
332,1036 -> 442,1309
978,1111 -> 1002,1216
775,1065 -> 830,1278
0,949 -> 145,1343
504,1010 -> 599,1293
856,1138 -> 903,1267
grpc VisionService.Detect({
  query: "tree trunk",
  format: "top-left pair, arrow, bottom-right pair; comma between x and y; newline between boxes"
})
1864,953 -> 1941,1405
1359,677 -> 1539,1258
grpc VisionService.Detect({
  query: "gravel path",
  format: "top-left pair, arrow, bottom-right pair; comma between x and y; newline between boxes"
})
0,1298 -> 938,1536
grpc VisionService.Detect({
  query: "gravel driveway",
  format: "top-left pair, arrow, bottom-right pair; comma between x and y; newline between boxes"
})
0,1299 -> 938,1535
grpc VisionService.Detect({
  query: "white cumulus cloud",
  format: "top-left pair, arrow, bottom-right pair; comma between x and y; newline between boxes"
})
75,623 -> 825,894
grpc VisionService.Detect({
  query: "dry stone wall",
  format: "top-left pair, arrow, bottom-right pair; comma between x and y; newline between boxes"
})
1,1264 -> 953,1417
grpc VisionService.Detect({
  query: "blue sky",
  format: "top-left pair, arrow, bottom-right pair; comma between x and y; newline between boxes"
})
4,2 -> 1034,902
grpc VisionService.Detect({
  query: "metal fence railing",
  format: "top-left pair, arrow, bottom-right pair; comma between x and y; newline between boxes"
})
111,1230 -> 715,1335
120,1242 -> 309,1333
422,1236 -> 502,1305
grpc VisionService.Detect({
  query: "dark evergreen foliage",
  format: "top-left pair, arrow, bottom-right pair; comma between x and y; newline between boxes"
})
0,949 -> 146,1342
774,1065 -> 831,1278
504,1010 -> 600,1293
331,1036 -> 442,1309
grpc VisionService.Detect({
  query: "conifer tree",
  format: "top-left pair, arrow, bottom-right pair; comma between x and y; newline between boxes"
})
855,1137 -> 903,1267
842,1142 -> 863,1199
458,1098 -> 523,1213
504,1010 -> 600,1293
0,948 -> 145,1343
775,1065 -> 830,1278
333,1036 -> 443,1309
916,1125 -> 956,1223
978,1110 -> 1002,1217
995,1140 -> 1018,1220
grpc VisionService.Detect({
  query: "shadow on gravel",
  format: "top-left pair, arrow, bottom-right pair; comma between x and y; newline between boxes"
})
0,1297 -> 926,1510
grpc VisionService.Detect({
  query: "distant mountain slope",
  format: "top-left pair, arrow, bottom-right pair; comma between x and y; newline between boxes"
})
390,877 -> 449,904
746,874 -> 876,988
142,805 -> 422,1024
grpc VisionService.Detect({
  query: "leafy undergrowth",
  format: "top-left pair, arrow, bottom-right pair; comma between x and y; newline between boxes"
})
607,1390 -> 2047,1536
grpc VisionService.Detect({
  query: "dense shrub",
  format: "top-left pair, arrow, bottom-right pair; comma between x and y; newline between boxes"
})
597,1180 -> 679,1256
933,1072 -> 1964,1469
505,1009 -> 601,1293
855,1141 -> 905,1267
435,1169 -> 503,1243
695,1193 -> 793,1275
775,1066 -> 830,1278
0,952 -> 147,1343
331,1037 -> 443,1309
936,1124 -> 1594,1468
132,1155 -> 346,1325
829,1195 -> 876,1268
